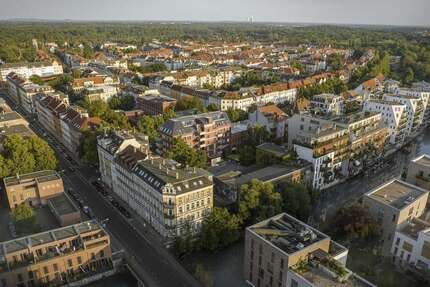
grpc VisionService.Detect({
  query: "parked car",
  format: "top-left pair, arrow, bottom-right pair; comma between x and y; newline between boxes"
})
111,200 -> 119,207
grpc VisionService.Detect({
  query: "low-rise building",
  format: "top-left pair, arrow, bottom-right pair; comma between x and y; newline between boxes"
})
363,179 -> 429,256
244,213 -> 375,287
158,111 -> 231,161
82,85 -> 117,102
136,94 -> 177,115
406,154 -> 430,190
3,170 -> 64,209
0,220 -> 112,287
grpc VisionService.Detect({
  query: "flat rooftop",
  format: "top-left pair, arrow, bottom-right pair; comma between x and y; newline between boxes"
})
4,170 -> 61,187
48,193 -> 79,216
332,111 -> 379,125
248,213 -> 328,255
256,143 -> 289,157
398,217 -> 430,240
0,220 -> 103,255
366,179 -> 428,210
412,154 -> 430,167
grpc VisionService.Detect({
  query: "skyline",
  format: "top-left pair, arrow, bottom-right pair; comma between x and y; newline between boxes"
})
1,0 -> 430,27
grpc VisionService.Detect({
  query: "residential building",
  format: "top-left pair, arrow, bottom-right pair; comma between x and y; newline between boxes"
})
3,170 -> 64,209
136,94 -> 177,115
244,213 -> 375,287
406,154 -> 430,190
249,105 -> 288,140
97,130 -> 150,189
310,93 -> 344,116
158,111 -> 231,161
82,85 -> 117,102
0,110 -> 28,129
7,72 -> 54,114
363,99 -> 407,145
383,94 -> 426,136
363,179 -> 429,256
0,61 -> 63,82
71,75 -> 115,92
0,220 -> 113,287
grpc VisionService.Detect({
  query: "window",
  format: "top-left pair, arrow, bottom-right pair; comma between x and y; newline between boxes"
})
17,274 -> 23,282
28,271 -> 34,279
1,279 -> 7,287
100,250 -> 105,258
392,214 -> 396,222
68,259 -> 73,267
270,252 -> 275,263
280,258 -> 284,269
291,279 -> 298,287
77,256 -> 82,264
43,266 -> 49,274
396,238 -> 400,246
53,263 -> 58,271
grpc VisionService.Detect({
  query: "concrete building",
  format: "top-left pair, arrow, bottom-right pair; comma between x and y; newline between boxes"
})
71,75 -> 115,92
249,105 -> 288,140
97,130 -> 149,189
363,99 -> 408,145
0,61 -> 63,82
158,111 -> 231,161
363,179 -> 429,256
0,220 -> 112,287
3,170 -> 64,209
310,93 -> 344,116
406,154 -> 430,190
244,213 -> 375,287
82,85 -> 117,102
0,110 -> 29,129
136,94 -> 177,116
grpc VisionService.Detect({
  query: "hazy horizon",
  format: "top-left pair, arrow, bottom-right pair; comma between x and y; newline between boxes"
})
1,0 -> 430,27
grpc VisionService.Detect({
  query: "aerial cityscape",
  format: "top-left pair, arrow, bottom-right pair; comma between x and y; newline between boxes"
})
0,1 -> 430,287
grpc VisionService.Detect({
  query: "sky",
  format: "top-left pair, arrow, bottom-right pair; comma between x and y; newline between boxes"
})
1,0 -> 430,26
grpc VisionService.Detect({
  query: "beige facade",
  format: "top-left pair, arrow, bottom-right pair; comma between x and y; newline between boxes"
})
406,154 -> 430,190
244,213 -> 352,287
0,221 -> 112,287
3,170 -> 64,209
363,179 -> 429,256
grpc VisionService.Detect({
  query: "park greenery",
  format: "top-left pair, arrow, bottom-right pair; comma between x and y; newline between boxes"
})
136,109 -> 176,143
298,78 -> 347,99
109,94 -> 136,111
0,134 -> 58,178
222,71 -> 280,91
226,108 -> 248,123
175,97 -> 206,113
129,63 -> 167,74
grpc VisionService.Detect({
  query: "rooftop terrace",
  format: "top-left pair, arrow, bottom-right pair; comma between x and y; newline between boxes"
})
4,170 -> 61,187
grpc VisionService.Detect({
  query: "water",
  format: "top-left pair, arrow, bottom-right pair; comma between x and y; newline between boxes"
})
85,271 -> 138,287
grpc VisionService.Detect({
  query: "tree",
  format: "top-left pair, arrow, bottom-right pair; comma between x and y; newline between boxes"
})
27,136 -> 58,171
136,110 -> 176,143
279,182 -> 311,221
11,204 -> 34,222
226,108 -> 247,123
206,103 -> 219,111
81,129 -> 103,165
29,75 -> 44,85
331,204 -> 380,241
167,138 -> 207,168
238,146 -> 256,166
109,94 -> 135,111
199,207 -> 241,252
239,179 -> 282,224
72,69 -> 82,79
10,204 -> 40,235
82,43 -> 94,59
327,53 -> 344,70
176,97 -> 206,113
404,67 -> 415,85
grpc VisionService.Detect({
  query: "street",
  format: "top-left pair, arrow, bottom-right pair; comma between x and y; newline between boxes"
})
0,91 -> 201,287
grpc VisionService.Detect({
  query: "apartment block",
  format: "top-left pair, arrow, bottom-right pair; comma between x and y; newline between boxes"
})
363,99 -> 407,145
383,94 -> 426,136
406,154 -> 430,190
363,179 -> 429,256
97,130 -> 149,189
6,72 -> 54,115
244,213 -> 375,287
0,221 -> 112,287
158,111 -> 231,161
82,85 -> 117,102
71,75 -> 115,92
3,170 -> 64,209
310,93 -> 344,116
136,94 -> 177,115
0,61 -> 63,82
248,105 -> 288,140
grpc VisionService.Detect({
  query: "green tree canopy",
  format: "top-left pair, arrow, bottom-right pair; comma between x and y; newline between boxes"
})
176,97 -> 206,113
279,182 -> 311,221
166,138 -> 207,168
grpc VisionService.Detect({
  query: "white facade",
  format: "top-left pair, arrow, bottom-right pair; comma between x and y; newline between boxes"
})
310,93 -> 344,116
363,100 -> 407,145
0,61 -> 63,81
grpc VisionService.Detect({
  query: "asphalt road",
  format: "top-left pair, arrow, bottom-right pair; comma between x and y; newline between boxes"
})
0,91 -> 201,287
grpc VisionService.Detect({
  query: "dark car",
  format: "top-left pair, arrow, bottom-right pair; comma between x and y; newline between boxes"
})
123,211 -> 132,219
111,200 -> 119,207
101,191 -> 109,196
118,206 -> 126,213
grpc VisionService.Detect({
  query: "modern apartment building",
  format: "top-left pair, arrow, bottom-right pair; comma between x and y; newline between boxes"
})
363,99 -> 408,145
248,105 -> 288,140
158,111 -> 231,160
383,94 -> 426,136
363,179 -> 429,256
0,61 -> 63,82
3,170 -> 64,209
82,85 -> 117,102
0,221 -> 112,287
406,154 -> 430,190
310,93 -> 344,116
244,213 -> 375,287
6,72 -> 54,115
97,130 -> 149,189
136,94 -> 177,116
